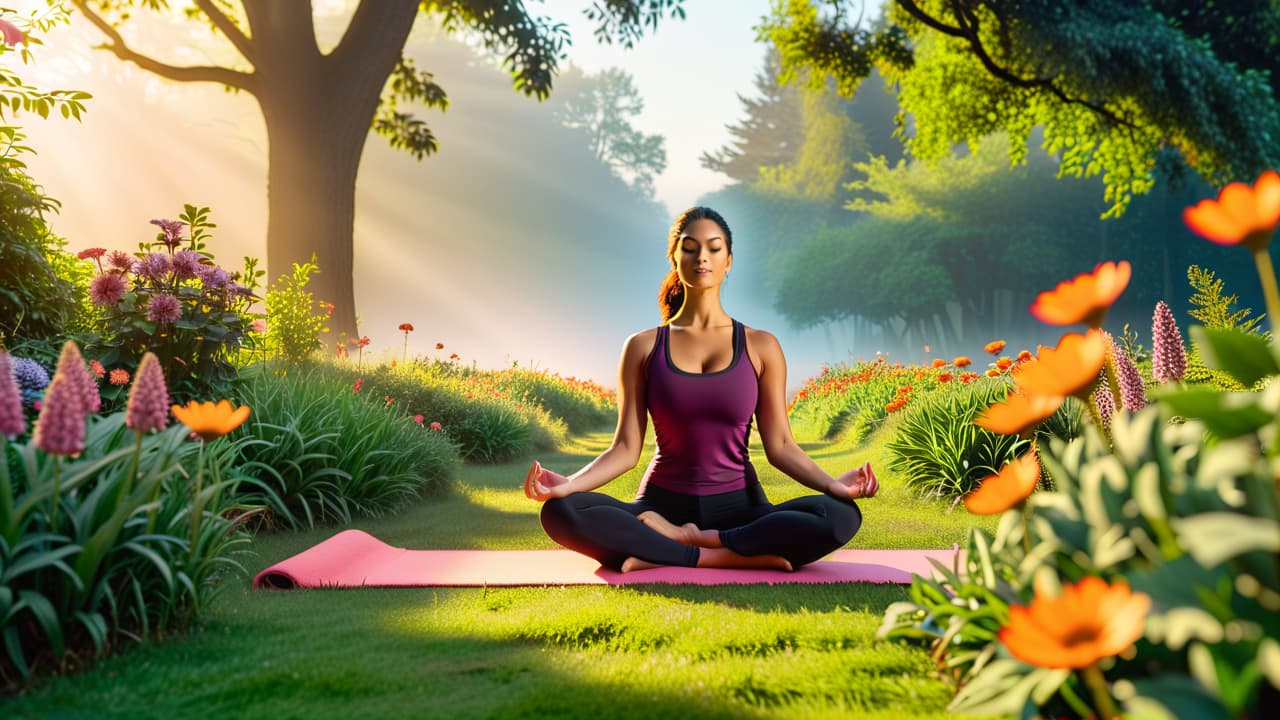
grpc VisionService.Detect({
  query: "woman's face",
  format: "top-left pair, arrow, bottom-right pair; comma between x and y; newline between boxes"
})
674,218 -> 732,289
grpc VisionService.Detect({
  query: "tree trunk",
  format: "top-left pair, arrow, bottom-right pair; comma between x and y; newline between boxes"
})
248,0 -> 419,349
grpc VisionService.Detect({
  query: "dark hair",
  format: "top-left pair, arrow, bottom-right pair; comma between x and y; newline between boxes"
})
657,206 -> 733,324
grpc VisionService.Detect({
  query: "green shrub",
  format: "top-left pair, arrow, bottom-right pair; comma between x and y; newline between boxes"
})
264,256 -> 329,364
0,413 -> 249,688
884,378 -> 1027,500
228,363 -> 460,530
788,358 -> 932,443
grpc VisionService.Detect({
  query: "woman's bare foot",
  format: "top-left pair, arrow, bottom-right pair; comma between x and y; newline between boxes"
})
696,547 -> 793,572
637,511 -> 724,547
620,556 -> 666,572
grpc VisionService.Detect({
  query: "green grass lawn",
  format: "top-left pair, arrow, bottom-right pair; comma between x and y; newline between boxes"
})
3,419 -> 994,719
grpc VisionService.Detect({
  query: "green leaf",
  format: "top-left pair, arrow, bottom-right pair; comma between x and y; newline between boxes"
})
1190,326 -> 1280,387
1122,673 -> 1234,719
1152,388 -> 1274,438
1171,513 -> 1280,567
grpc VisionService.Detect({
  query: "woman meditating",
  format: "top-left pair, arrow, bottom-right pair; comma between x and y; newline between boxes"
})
525,206 -> 878,572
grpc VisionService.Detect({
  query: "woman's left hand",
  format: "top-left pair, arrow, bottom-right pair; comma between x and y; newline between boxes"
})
829,461 -> 879,500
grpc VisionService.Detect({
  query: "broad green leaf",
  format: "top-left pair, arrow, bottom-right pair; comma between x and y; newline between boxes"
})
1153,388 -> 1274,438
1122,673 -> 1234,719
1171,513 -> 1280,567
1191,326 -> 1280,387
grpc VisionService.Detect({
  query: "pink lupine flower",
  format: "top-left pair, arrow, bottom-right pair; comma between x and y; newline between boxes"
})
89,273 -> 128,306
54,340 -> 100,414
125,352 -> 169,433
1093,376 -> 1115,430
147,293 -> 182,324
0,18 -> 23,46
1151,301 -> 1187,383
1106,335 -> 1148,412
33,375 -> 86,455
0,352 -> 27,438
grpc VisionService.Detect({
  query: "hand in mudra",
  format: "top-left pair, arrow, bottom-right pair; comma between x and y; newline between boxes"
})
830,461 -> 879,500
524,460 -> 572,501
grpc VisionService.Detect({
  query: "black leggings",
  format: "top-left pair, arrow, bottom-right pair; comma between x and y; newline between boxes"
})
539,483 -> 863,571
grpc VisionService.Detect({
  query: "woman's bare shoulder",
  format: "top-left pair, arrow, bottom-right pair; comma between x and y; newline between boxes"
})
742,325 -> 783,379
621,327 -> 660,361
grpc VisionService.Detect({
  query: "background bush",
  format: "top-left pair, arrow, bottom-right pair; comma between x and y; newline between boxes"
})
228,363 -> 461,531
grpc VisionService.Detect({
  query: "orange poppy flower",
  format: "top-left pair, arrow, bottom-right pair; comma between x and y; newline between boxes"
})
984,340 -> 1006,355
1030,260 -> 1131,327
996,357 -> 1014,371
170,399 -> 250,441
1016,350 -> 1033,362
964,450 -> 1041,515
1012,330 -> 1106,398
975,392 -> 1063,436
931,358 -> 947,368
953,356 -> 972,368
999,576 -> 1151,669
937,373 -> 954,383
1183,169 -> 1280,253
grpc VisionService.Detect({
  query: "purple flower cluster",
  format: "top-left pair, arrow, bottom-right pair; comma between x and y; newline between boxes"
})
171,249 -> 202,280
11,356 -> 49,406
33,375 -> 85,455
134,252 -> 173,285
1106,335 -> 1148,412
1151,301 -> 1187,383
147,293 -> 182,324
89,272 -> 127,306
149,218 -> 187,249
53,340 -> 101,414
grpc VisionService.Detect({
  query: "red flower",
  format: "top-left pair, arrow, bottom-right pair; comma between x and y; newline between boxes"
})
89,360 -> 106,379
413,414 -> 424,424
984,340 -> 1006,355
450,353 -> 459,360
436,342 -> 445,350
985,368 -> 1000,377
995,357 -> 1014,371
352,378 -> 363,393
399,323 -> 414,332
77,247 -> 107,260
429,421 -> 442,431
109,368 -> 130,386
937,373 -> 954,383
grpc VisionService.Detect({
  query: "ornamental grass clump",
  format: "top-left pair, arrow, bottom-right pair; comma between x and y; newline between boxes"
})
878,171 -> 1280,719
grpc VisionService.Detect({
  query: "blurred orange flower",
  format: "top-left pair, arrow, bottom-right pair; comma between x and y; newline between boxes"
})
1183,169 -> 1280,252
964,449 -> 1040,515
999,576 -> 1150,669
1016,350 -> 1033,362
436,342 -> 445,350
171,400 -> 250,442
1012,330 -> 1106,398
1030,260 -> 1131,327
995,357 -> 1014,371
984,340 -> 1006,355
953,356 -> 972,368
931,358 -> 947,368
976,392 -> 1063,436
984,368 -> 1000,377
937,373 -> 953,383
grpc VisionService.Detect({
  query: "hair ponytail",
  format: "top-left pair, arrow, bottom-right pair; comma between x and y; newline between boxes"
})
657,206 -> 733,325
657,269 -> 683,325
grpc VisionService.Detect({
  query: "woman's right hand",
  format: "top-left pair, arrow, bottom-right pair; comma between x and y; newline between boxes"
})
524,460 -> 573,501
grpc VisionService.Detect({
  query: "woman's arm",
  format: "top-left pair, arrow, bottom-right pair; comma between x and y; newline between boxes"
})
752,330 -> 876,499
529,330 -> 652,500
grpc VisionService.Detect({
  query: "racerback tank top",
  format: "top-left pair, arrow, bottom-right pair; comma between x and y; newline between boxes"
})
638,318 -> 760,496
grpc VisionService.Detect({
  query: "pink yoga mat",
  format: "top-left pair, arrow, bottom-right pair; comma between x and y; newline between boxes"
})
254,529 -> 960,589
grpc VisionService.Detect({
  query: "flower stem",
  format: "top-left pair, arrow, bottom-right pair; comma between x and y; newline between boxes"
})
1082,663 -> 1121,720
189,440 -> 206,554
0,436 -> 13,542
1021,504 -> 1032,555
1252,248 -> 1280,348
49,456 -> 61,531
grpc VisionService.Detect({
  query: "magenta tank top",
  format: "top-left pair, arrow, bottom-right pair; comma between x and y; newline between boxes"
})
638,318 -> 760,496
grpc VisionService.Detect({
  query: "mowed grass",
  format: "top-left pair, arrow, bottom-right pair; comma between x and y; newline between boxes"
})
3,418 -> 993,719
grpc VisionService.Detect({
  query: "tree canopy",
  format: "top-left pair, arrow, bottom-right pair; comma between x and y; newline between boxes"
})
759,0 -> 1280,217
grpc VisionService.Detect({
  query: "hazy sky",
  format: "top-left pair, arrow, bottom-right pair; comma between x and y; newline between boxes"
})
11,1 -> 890,393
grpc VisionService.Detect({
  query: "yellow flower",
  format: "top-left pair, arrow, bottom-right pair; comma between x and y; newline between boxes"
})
999,576 -> 1150,669
171,399 -> 250,441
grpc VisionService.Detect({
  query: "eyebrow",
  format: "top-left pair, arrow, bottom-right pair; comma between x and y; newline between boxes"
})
680,236 -> 723,243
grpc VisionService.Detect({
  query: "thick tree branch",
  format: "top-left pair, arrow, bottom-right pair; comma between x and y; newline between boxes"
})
68,0 -> 256,93
895,0 -> 1133,129
193,0 -> 255,64
330,0 -> 419,68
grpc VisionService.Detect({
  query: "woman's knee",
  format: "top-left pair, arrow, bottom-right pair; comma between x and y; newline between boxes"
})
828,497 -> 863,544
